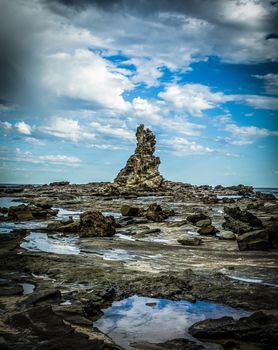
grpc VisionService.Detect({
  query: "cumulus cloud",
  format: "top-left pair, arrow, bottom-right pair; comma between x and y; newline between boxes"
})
42,49 -> 133,110
2,148 -> 81,166
24,137 -> 45,146
225,123 -> 278,145
90,121 -> 134,141
38,154 -> 81,165
159,84 -> 232,116
0,121 -> 12,129
162,137 -> 214,155
15,121 -> 32,135
41,116 -> 95,142
253,73 -> 278,95
1,0 -> 277,107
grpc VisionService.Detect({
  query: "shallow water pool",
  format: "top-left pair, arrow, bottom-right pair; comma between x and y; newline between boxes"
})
94,295 -> 251,350
21,232 -> 80,255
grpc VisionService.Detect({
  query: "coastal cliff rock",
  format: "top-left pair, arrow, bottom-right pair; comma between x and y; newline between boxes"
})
114,124 -> 163,189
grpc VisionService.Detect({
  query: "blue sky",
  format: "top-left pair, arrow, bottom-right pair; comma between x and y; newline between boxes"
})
0,0 -> 277,186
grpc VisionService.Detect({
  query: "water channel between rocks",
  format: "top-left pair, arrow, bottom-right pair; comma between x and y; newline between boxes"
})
94,295 -> 252,350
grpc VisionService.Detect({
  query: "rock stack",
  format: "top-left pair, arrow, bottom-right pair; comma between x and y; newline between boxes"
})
114,124 -> 163,189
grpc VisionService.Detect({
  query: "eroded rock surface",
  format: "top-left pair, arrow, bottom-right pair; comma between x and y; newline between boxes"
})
114,124 -> 163,189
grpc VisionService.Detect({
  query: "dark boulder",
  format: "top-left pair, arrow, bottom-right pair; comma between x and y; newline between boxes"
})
187,213 -> 209,225
189,311 -> 278,349
79,210 -> 116,237
8,205 -> 33,221
197,225 -> 218,235
145,203 -> 174,222
178,237 -> 202,246
121,205 -> 141,217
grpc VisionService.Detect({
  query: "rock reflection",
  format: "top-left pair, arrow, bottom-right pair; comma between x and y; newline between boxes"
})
94,295 -> 251,350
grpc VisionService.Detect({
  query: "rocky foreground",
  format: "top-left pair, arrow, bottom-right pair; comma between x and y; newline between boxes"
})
0,125 -> 278,349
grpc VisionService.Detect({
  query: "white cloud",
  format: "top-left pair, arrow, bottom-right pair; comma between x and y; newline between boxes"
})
24,137 -> 45,146
253,73 -> 278,95
90,121 -> 135,141
38,155 -> 81,165
89,144 -> 127,151
0,121 -> 12,129
236,94 -> 278,109
42,49 -> 133,110
2,148 -> 81,167
15,121 -> 32,135
225,123 -> 278,145
162,137 -> 214,155
159,84 -> 232,116
41,116 -> 95,142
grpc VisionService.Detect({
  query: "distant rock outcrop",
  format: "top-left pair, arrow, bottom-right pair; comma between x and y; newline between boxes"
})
114,124 -> 163,189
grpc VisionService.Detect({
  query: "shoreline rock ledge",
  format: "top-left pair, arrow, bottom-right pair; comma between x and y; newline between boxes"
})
113,124 -> 163,189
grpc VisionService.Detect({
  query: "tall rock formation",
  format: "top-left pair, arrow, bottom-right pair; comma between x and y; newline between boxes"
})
114,124 -> 163,189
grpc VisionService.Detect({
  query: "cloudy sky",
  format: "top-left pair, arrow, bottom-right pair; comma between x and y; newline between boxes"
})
0,0 -> 277,186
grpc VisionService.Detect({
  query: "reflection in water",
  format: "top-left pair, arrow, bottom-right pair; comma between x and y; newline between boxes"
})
21,283 -> 35,295
55,208 -> 83,220
81,248 -> 161,261
0,197 -> 24,208
0,221 -> 48,233
94,295 -> 251,350
21,232 -> 80,255
217,195 -> 242,199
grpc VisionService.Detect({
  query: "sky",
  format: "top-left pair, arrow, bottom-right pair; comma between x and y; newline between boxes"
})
0,0 -> 277,186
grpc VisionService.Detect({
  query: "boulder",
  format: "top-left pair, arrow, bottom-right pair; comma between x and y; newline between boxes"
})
145,203 -> 174,222
197,225 -> 217,235
217,231 -> 235,240
121,205 -> 141,217
223,206 -> 263,234
114,124 -> 163,189
8,205 -> 33,221
46,220 -> 79,233
79,210 -> 116,237
195,218 -> 211,227
186,213 -> 209,225
189,311 -> 278,349
33,199 -> 52,209
178,237 -> 202,246
256,191 -> 276,200
49,181 -> 70,186
237,229 -> 270,251
224,207 -> 262,227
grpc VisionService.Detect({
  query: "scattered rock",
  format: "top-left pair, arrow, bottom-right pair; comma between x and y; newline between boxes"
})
256,191 -> 276,201
197,225 -> 217,235
189,310 -> 278,349
217,231 -> 235,240
46,220 -> 80,233
145,204 -> 174,222
8,305 -> 120,350
114,124 -> 163,189
120,205 -> 141,217
132,338 -> 203,349
8,205 -> 33,221
237,229 -> 270,251
178,237 -> 202,246
79,210 -> 116,237
49,181 -> 70,186
187,213 -> 209,225
195,219 -> 211,227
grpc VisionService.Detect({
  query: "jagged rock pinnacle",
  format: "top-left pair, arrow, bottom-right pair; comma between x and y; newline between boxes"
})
114,124 -> 163,189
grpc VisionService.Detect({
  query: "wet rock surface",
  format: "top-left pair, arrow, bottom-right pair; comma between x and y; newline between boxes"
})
189,310 -> 278,349
0,179 -> 278,349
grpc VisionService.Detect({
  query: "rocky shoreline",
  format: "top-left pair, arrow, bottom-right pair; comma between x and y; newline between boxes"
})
1,125 -> 278,349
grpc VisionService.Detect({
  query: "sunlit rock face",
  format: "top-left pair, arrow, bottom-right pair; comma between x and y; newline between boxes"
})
114,124 -> 163,189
